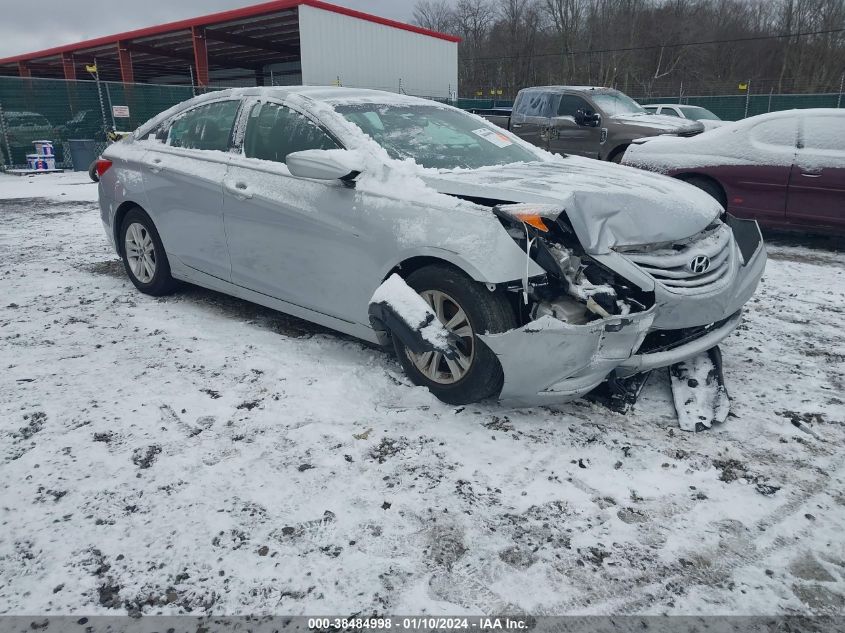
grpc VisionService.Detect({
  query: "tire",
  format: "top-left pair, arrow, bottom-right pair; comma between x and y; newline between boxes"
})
392,265 -> 517,405
119,207 -> 178,296
683,175 -> 727,209
609,146 -> 628,163
88,160 -> 99,183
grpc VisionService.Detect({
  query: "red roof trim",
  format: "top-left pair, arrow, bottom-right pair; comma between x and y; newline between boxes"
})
0,0 -> 459,65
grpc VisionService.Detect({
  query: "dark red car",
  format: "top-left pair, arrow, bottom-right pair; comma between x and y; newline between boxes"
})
622,109 -> 845,235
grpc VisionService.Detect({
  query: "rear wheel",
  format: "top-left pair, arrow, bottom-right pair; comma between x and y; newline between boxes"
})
392,265 -> 517,405
609,145 -> 629,163
119,207 -> 178,296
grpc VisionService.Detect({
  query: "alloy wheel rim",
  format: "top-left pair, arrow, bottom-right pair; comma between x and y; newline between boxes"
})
406,289 -> 475,385
124,223 -> 156,284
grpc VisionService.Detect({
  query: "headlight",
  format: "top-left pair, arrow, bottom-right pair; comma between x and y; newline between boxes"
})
493,203 -> 564,233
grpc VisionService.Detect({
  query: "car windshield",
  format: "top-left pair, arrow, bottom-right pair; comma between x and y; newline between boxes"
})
334,103 -> 542,169
591,92 -> 646,116
679,106 -> 720,121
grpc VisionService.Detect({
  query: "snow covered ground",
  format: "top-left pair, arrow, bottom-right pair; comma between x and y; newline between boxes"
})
0,172 -> 843,617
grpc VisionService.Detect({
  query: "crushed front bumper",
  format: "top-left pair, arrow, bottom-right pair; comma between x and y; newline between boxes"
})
480,217 -> 766,408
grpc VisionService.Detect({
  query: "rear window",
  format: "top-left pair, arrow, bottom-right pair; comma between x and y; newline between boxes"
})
802,115 -> 845,151
167,100 -> 240,152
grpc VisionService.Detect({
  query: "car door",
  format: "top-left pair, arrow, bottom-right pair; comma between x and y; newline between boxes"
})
222,99 -> 371,322
548,94 -> 601,158
721,115 -> 797,225
786,112 -> 845,230
141,99 -> 240,281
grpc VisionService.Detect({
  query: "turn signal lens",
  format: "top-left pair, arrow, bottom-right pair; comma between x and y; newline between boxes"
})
95,159 -> 113,177
513,213 -> 549,232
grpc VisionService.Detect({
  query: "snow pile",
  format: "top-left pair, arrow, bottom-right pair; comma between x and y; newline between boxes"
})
370,274 -> 451,352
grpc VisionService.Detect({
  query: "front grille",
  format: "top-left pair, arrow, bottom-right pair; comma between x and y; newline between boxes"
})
637,314 -> 735,355
677,129 -> 702,137
623,223 -> 734,294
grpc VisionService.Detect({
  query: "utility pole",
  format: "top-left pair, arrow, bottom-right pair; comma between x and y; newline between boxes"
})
0,101 -> 13,168
744,79 -> 752,119
90,59 -> 110,136
838,72 -> 844,109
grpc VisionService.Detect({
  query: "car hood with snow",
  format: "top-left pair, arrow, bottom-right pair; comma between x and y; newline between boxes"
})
421,156 -> 723,253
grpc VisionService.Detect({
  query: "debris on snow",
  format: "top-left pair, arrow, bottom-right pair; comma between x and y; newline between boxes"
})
669,347 -> 731,431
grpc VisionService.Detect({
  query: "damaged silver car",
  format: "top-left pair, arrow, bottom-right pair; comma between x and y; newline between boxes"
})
96,87 -> 766,425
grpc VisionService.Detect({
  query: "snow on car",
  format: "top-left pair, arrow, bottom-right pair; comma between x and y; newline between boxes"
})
622,109 -> 845,235
96,87 -> 765,424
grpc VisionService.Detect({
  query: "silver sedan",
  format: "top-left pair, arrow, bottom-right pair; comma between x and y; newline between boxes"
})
97,87 -> 765,407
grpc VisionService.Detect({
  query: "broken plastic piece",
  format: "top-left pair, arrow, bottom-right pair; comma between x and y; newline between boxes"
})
368,274 -> 458,359
669,346 -> 730,432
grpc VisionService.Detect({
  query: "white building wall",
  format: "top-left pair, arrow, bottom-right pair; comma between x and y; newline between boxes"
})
298,5 -> 458,99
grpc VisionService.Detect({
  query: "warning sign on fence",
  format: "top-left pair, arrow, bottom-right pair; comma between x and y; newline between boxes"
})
112,105 -> 130,118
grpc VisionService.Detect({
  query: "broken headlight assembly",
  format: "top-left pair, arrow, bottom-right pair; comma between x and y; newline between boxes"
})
493,203 -> 654,325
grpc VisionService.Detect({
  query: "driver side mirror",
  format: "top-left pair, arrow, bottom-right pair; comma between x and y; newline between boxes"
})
286,149 -> 361,181
575,109 -> 601,128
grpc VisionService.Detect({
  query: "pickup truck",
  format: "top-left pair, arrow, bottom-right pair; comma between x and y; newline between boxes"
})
474,86 -> 704,162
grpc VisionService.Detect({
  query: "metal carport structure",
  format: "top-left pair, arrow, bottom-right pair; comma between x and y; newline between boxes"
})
0,0 -> 459,97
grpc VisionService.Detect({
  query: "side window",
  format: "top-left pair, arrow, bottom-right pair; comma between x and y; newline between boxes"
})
167,100 -> 240,151
557,95 -> 591,117
518,91 -> 558,118
243,102 -> 339,164
749,117 -> 797,150
662,108 -> 681,117
802,115 -> 844,151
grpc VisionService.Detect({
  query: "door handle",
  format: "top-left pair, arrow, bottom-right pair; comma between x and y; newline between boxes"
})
225,181 -> 253,200
511,123 -> 523,129
149,158 -> 163,174
801,171 -> 822,178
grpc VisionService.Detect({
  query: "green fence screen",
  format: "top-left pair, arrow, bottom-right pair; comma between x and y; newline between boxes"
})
1,75 -> 841,169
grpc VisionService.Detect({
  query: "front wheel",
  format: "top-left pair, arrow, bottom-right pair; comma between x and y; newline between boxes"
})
88,160 -> 99,183
392,265 -> 517,405
119,207 -> 178,296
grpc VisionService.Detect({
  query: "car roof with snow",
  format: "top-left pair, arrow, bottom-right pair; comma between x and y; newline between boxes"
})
520,85 -> 613,94
648,104 -> 709,110
133,86 -> 436,138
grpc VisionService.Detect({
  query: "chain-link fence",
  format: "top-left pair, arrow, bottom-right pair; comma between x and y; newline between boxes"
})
0,76 -> 205,170
636,92 -> 842,122
2,75 -> 842,170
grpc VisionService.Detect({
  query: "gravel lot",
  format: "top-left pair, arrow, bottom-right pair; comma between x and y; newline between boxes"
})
0,172 -> 843,616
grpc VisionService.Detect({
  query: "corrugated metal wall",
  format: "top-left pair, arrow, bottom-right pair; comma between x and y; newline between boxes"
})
298,5 -> 457,99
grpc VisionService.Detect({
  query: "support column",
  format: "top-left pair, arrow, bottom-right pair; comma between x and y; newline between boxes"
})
117,42 -> 134,84
17,62 -> 31,78
62,53 -> 76,80
191,26 -> 209,87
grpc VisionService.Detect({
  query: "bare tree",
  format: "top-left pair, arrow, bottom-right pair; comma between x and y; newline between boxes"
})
412,0 -> 456,33
422,0 -> 845,98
